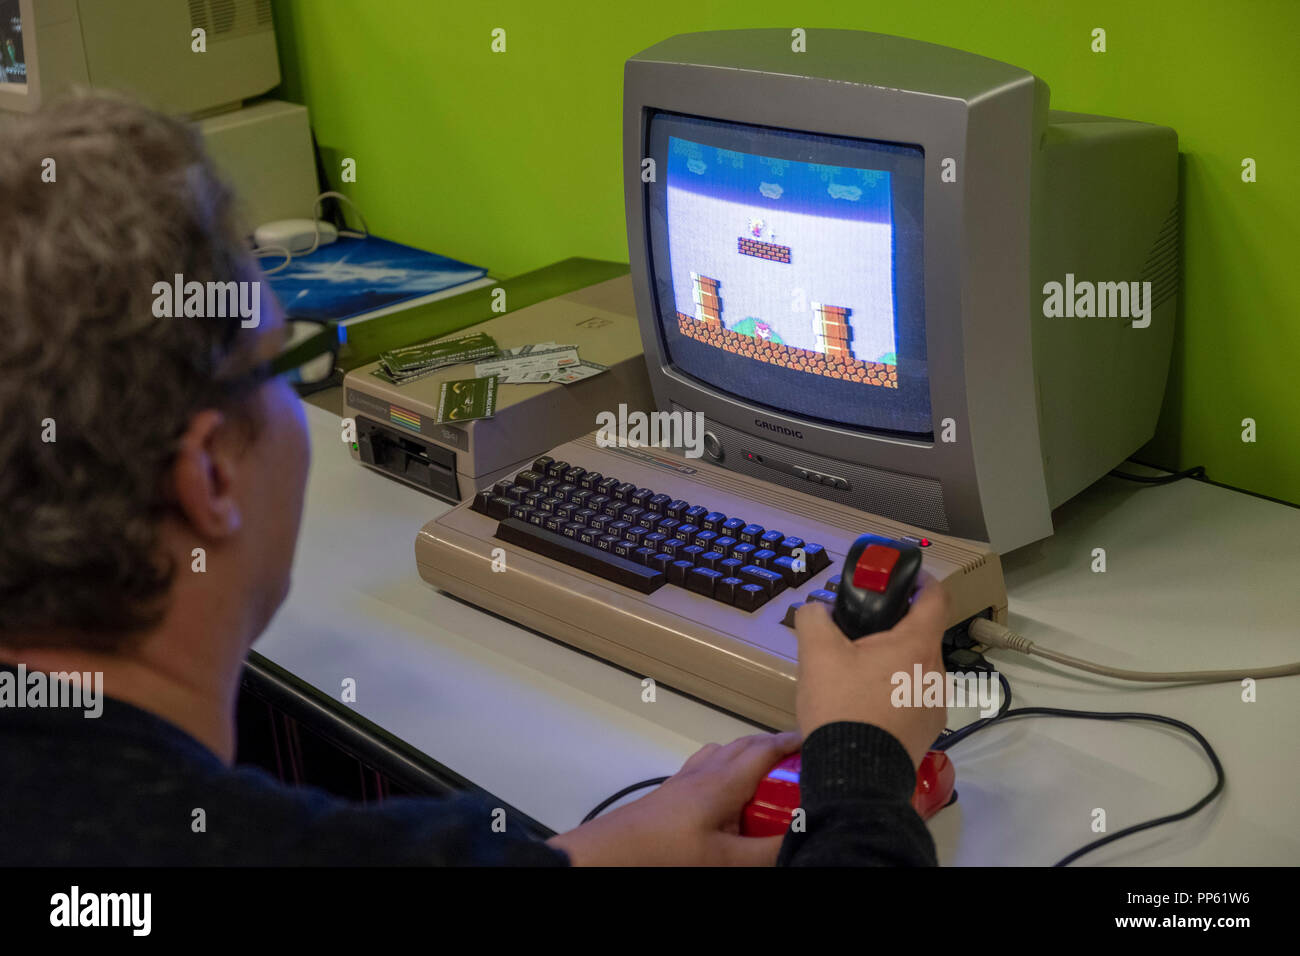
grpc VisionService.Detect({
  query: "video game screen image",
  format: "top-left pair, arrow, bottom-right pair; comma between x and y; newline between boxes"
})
647,112 -> 931,435
0,0 -> 24,85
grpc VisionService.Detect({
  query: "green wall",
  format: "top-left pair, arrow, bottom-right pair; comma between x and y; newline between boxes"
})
271,0 -> 1299,505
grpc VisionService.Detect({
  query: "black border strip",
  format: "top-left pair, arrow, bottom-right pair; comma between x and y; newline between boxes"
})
240,651 -> 556,839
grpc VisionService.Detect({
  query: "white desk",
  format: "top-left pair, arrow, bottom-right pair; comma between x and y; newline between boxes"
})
254,403 -> 1300,865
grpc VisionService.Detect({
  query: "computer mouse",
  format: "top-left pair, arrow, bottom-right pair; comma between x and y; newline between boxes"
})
832,532 -> 924,639
253,218 -> 338,255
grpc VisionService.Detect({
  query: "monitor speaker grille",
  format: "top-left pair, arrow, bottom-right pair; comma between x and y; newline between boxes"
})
188,0 -> 274,40
673,405 -> 950,532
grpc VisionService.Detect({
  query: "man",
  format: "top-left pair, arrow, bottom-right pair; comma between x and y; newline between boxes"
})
0,93 -> 947,866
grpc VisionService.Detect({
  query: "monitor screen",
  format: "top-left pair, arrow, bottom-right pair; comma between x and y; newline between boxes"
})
0,0 -> 24,86
645,111 -> 931,436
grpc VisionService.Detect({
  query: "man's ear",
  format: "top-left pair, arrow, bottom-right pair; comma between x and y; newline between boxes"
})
170,409 -> 244,540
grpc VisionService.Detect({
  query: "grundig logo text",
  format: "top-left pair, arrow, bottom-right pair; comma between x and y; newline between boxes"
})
755,419 -> 804,439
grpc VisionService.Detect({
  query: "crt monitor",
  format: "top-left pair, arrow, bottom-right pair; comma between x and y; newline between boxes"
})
624,30 -> 1179,552
0,0 -> 279,115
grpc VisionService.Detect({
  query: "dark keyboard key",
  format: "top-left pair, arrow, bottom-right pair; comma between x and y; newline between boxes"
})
759,530 -> 785,550
543,513 -> 565,533
721,517 -> 745,536
572,508 -> 597,526
649,552 -> 674,574
712,536 -> 737,554
563,466 -> 586,485
807,588 -> 836,606
555,483 -> 578,501
668,559 -> 694,586
569,488 -> 592,508
527,509 -> 547,526
625,526 -> 648,545
739,524 -> 765,545
561,522 -> 585,540
675,524 -> 699,544
579,471 -> 602,490
825,574 -> 841,592
660,538 -> 687,557
579,527 -> 600,546
751,548 -> 777,569
622,506 -> 646,526
643,532 -> 668,550
530,456 -> 553,474
510,503 -> 533,522
588,515 -> 613,533
524,491 -> 545,509
537,478 -> 559,496
781,603 -> 803,627
693,530 -> 719,549
702,511 -> 727,531
612,539 -> 637,559
494,518 -> 665,594
683,505 -> 708,523
633,546 -> 656,566
515,470 -> 543,490
506,485 -> 529,503
697,550 -> 725,571
647,493 -> 672,514
667,499 -> 689,519
613,482 -> 637,502
778,537 -> 805,557
487,496 -> 515,520
630,488 -> 652,507
801,543 -> 831,573
739,564 -> 785,597
596,478 -> 619,497
680,545 -> 706,564
718,558 -> 744,576
686,567 -> 723,598
553,504 -> 577,523
607,520 -> 633,538
596,534 -> 619,552
545,460 -> 570,478
715,576 -> 743,605
471,490 -> 493,514
656,517 -> 681,535
731,543 -> 757,563
735,583 -> 769,611
492,479 -> 515,497
772,555 -> 805,586
587,495 -> 611,513
602,500 -> 627,519
538,497 -> 562,513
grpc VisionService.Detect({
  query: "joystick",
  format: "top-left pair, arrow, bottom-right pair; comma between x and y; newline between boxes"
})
741,533 -> 955,836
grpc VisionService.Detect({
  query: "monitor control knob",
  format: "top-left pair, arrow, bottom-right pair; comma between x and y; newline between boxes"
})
702,431 -> 724,462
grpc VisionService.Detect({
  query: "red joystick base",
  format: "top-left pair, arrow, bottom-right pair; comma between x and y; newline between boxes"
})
741,749 -> 956,837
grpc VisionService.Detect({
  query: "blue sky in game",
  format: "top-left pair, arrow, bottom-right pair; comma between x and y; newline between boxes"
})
666,135 -> 898,364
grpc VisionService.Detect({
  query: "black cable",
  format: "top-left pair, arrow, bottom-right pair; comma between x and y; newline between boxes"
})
1109,463 -> 1206,485
934,671 -> 1012,751
581,776 -> 668,824
942,706 -> 1225,866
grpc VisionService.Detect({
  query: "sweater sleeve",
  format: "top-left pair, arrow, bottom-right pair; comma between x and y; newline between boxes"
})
777,722 -> 938,867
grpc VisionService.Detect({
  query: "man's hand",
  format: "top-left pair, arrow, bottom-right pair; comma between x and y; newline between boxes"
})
548,730 -> 801,866
793,579 -> 950,768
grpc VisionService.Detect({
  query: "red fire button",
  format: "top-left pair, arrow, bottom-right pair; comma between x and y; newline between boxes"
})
852,544 -> 900,592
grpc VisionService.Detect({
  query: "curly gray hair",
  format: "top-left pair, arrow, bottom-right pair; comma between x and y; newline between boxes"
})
0,92 -> 263,646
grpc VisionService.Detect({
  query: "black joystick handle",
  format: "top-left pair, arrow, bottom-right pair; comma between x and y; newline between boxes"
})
832,533 -> 924,639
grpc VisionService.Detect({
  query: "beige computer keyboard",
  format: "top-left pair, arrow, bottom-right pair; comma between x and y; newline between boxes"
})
415,433 -> 1007,729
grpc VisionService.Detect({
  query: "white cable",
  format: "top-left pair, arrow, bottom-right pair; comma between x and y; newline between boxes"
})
249,190 -> 371,273
969,617 -> 1300,684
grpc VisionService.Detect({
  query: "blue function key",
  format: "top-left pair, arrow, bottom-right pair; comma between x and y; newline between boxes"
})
778,536 -> 806,557
697,550 -> 725,571
686,566 -> 724,598
739,524 -> 765,545
715,576 -> 744,605
721,517 -> 746,536
712,536 -> 738,554
649,552 -> 674,574
668,559 -> 695,586
674,524 -> 699,544
751,548 -> 777,570
759,530 -> 785,550
735,583 -> 769,611
633,546 -> 657,566
702,512 -> 727,531
739,564 -> 785,597
693,530 -> 719,550
730,543 -> 757,563
772,555 -> 807,586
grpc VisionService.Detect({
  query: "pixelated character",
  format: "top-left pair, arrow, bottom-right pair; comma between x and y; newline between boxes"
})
748,217 -> 766,239
731,317 -> 785,345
